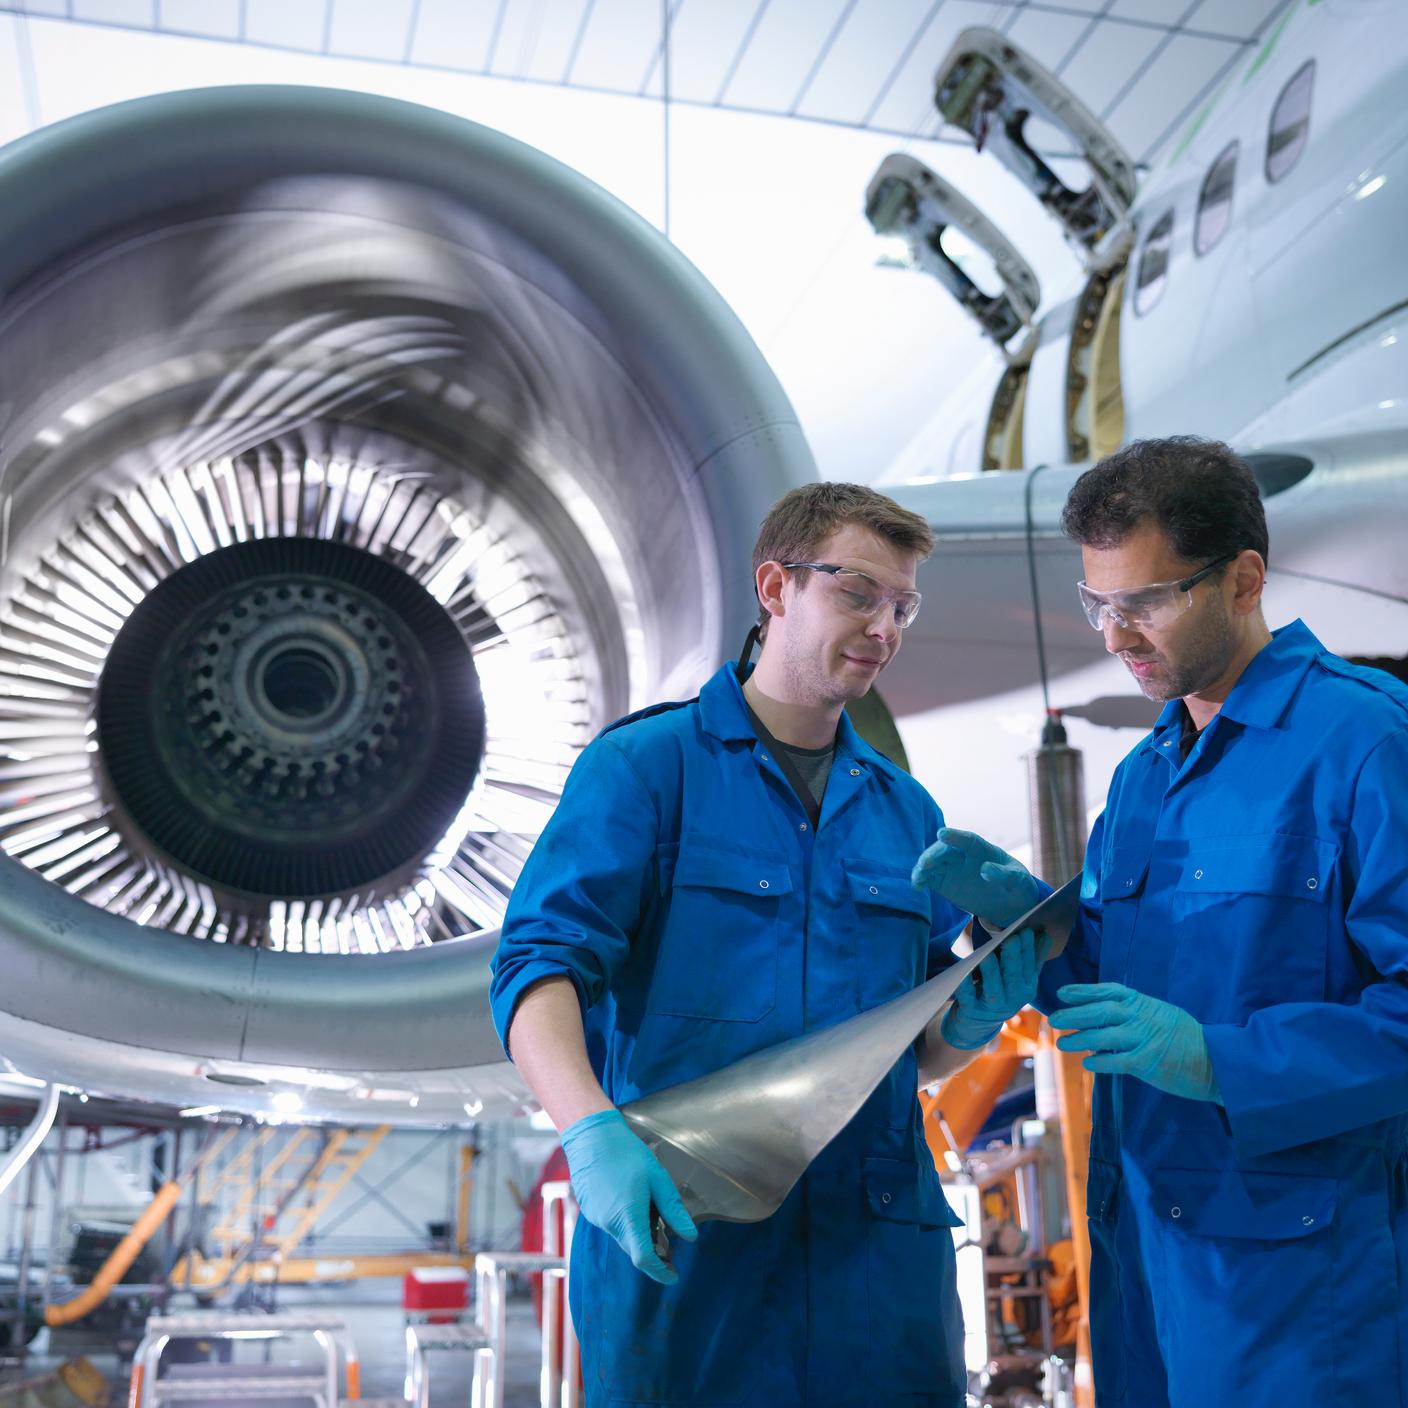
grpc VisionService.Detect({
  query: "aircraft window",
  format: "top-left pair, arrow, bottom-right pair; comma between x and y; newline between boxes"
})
1195,141 -> 1238,256
1267,61 -> 1314,184
1134,209 -> 1174,316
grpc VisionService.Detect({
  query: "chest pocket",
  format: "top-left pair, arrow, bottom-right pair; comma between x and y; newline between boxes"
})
1149,1167 -> 1337,1242
648,839 -> 792,1022
1096,845 -> 1150,985
1176,833 -> 1336,903
1170,833 -> 1337,1015
847,859 -> 932,1008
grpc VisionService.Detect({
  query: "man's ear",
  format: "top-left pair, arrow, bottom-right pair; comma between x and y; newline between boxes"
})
754,560 -> 788,622
1229,549 -> 1267,617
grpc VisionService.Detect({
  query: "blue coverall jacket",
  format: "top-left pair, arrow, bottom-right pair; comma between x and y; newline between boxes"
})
490,663 -> 971,1408
1038,620 -> 1408,1407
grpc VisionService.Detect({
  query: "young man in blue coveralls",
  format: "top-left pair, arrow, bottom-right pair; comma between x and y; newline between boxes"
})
490,483 -> 1047,1408
914,437 -> 1408,1407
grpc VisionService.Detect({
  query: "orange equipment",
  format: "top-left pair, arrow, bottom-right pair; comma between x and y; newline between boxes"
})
919,1008 -> 1095,1407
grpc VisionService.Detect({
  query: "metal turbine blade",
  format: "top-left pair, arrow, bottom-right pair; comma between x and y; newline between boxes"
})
622,876 -> 1081,1232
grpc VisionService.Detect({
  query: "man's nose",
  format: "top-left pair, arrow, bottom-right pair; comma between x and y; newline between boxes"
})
1100,611 -> 1142,655
866,612 -> 898,647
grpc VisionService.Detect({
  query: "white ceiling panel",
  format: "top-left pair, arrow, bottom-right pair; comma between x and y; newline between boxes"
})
864,0 -> 1005,135
1106,30 -> 1241,159
74,0 -> 152,23
1005,7 -> 1100,78
641,0 -> 763,103
13,1 -> 68,16
722,0 -> 851,113
1058,17 -> 1164,117
498,0 -> 591,81
158,0 -> 239,39
487,0 -> 539,73
795,0 -> 934,126
1186,0 -> 1287,40
0,17 -> 32,143
1108,0 -> 1197,24
328,0 -> 416,61
567,0 -> 662,91
244,0 -> 327,54
407,0 -> 497,72
512,0 -> 588,81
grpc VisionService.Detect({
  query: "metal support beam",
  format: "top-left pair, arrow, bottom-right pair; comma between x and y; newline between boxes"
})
39,1105 -> 68,1315
10,1145 -> 42,1360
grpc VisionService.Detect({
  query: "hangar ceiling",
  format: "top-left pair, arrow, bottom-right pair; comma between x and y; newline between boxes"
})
2,0 -> 1295,166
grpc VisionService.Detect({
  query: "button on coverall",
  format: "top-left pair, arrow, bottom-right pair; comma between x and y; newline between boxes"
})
1038,621 -> 1408,1406
491,664 -> 970,1407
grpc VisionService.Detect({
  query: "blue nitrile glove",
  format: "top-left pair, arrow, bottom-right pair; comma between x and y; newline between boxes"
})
1050,983 -> 1221,1103
559,1108 -> 697,1284
911,827 -> 1041,929
941,926 -> 1050,1050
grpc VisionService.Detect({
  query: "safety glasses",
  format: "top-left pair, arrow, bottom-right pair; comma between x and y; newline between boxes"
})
1076,555 -> 1232,632
782,561 -> 922,630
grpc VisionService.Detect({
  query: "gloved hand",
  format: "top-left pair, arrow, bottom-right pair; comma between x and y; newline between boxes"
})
911,828 -> 1041,929
1049,983 -> 1221,1103
941,927 -> 1050,1050
559,1108 -> 697,1284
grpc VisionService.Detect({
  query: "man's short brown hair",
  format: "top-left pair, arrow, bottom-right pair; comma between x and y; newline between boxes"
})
752,482 -> 934,579
749,482 -> 934,633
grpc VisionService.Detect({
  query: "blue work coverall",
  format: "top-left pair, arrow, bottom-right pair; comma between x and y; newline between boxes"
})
490,663 -> 970,1408
1038,621 -> 1408,1406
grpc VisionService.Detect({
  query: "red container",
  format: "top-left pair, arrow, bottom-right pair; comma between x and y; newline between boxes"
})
402,1266 -> 469,1323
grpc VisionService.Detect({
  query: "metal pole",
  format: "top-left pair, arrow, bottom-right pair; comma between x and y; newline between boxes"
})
11,1144 -> 43,1360
561,1198 -> 580,1408
40,1105 -> 68,1314
1026,714 -> 1094,1408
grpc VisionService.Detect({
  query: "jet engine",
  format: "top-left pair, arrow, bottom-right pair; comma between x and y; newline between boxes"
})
0,86 -> 813,1120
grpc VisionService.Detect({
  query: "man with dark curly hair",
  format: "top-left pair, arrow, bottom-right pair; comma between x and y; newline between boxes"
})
915,436 -> 1408,1408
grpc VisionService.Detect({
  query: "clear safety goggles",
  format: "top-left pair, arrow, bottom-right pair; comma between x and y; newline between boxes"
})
1076,555 -> 1231,632
782,561 -> 923,630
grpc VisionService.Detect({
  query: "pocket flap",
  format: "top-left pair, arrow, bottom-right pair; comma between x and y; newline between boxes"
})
1177,833 -> 1337,901
862,1157 -> 964,1228
1099,846 -> 1150,902
1149,1168 -> 1336,1240
846,862 -> 932,920
674,843 -> 793,898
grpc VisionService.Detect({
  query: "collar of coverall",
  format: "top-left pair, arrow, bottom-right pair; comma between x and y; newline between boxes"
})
1140,617 -> 1320,756
700,659 -> 874,768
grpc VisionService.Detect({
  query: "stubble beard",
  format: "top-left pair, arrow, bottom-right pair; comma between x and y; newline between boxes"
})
781,634 -> 867,709
1131,595 -> 1236,702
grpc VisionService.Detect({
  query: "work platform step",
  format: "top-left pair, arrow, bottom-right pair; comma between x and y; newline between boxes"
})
406,1324 -> 492,1353
152,1375 -> 332,1401
146,1314 -> 348,1334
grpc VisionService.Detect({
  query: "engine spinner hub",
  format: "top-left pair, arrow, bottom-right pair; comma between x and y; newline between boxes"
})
96,536 -> 486,899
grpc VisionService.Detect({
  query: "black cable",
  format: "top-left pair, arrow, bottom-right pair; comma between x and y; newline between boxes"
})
735,622 -> 762,682
1023,463 -> 1052,717
1025,462 -> 1083,880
